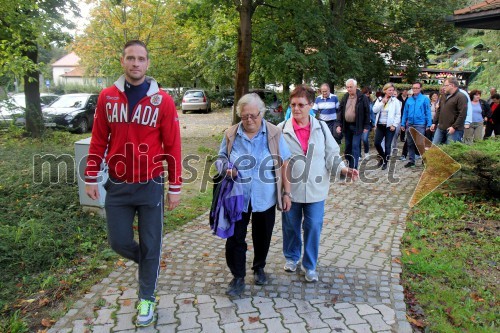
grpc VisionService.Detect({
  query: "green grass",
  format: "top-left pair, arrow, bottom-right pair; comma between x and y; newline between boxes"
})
0,127 -> 215,332
402,193 -> 499,332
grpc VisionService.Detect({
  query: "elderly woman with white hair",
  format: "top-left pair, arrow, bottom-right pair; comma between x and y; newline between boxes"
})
216,93 -> 292,297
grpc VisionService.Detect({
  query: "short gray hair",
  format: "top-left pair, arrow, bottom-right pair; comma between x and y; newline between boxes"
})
346,78 -> 357,87
445,76 -> 459,87
236,93 -> 266,117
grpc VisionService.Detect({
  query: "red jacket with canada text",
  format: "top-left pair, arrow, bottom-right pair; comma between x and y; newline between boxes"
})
84,75 -> 182,194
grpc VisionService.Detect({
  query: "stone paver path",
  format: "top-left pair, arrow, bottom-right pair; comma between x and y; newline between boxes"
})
49,154 -> 422,333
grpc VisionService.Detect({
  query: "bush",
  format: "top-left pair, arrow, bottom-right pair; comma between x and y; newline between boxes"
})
441,138 -> 500,195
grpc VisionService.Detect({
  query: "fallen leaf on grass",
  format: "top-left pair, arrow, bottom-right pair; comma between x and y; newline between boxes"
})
410,248 -> 420,254
248,316 -> 260,323
406,315 -> 425,327
41,318 -> 55,327
470,292 -> 485,302
39,298 -> 50,307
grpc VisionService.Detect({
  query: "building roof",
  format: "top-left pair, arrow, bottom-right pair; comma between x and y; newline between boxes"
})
60,67 -> 84,78
450,0 -> 500,29
52,52 -> 81,67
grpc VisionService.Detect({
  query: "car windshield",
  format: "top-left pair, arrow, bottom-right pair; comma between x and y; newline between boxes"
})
11,95 -> 26,108
50,95 -> 88,108
185,91 -> 204,98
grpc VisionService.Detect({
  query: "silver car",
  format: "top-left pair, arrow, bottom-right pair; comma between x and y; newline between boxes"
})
181,89 -> 211,114
0,93 -> 59,124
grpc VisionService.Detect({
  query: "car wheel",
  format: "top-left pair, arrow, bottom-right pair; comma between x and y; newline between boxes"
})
75,118 -> 89,133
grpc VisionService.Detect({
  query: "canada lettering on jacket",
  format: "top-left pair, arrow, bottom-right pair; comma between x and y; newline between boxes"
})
106,102 -> 159,127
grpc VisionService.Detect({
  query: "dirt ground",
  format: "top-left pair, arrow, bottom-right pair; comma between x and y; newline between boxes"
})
178,107 -> 233,195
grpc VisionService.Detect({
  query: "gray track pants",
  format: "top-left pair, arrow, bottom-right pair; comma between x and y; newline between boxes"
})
104,176 -> 164,302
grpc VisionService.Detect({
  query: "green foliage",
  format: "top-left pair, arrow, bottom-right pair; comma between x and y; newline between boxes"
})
51,84 -> 103,95
441,138 -> 500,195
0,132 -> 114,329
403,193 -> 499,332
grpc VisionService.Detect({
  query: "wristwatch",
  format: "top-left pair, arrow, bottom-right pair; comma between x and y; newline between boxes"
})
283,191 -> 293,199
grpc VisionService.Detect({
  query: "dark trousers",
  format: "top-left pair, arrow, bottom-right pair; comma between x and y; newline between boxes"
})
225,204 -> 276,278
104,176 -> 164,302
374,124 -> 396,162
324,120 -> 342,145
344,123 -> 362,169
484,122 -> 500,139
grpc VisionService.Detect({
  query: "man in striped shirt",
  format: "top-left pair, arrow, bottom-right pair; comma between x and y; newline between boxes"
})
312,83 -> 341,144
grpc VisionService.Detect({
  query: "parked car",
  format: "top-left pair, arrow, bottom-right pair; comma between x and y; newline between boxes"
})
220,90 -> 235,107
249,89 -> 283,124
43,93 -> 98,133
160,88 -> 181,106
0,93 -> 59,124
181,89 -> 211,114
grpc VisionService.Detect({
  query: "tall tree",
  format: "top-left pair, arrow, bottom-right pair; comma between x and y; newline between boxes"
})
0,0 -> 77,137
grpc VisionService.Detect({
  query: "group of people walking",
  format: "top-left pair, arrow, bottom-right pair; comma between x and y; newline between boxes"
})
83,39 -> 498,327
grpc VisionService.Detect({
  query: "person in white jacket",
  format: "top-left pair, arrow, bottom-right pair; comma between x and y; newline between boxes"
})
277,84 -> 358,282
372,83 -> 401,170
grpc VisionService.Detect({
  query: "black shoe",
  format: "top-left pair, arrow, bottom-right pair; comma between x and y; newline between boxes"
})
254,268 -> 267,285
404,162 -> 415,168
381,163 -> 388,170
376,158 -> 384,167
226,277 -> 245,297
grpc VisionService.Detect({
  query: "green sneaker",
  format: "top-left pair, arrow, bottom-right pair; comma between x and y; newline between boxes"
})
136,299 -> 156,327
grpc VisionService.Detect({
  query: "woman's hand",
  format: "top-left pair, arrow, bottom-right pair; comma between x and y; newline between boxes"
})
390,125 -> 395,131
225,168 -> 237,178
342,167 -> 359,181
282,195 -> 292,212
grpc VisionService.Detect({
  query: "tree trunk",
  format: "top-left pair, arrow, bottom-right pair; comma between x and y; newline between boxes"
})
24,45 -> 43,138
232,0 -> 255,125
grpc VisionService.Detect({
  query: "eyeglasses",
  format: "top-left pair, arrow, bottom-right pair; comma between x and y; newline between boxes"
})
240,112 -> 261,120
290,103 -> 310,109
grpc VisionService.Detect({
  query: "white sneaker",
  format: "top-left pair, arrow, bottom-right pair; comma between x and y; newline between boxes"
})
136,299 -> 156,327
284,260 -> 298,272
301,266 -> 319,282
399,156 -> 406,161
415,155 -> 422,160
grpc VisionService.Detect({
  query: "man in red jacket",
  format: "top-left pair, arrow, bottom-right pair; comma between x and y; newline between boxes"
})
85,40 -> 182,327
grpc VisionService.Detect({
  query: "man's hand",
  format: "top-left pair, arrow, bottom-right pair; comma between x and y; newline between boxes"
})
400,126 -> 406,132
447,127 -> 455,134
430,124 -> 436,132
167,193 -> 180,211
464,124 -> 470,129
85,184 -> 99,200
336,126 -> 342,134
390,125 -> 395,131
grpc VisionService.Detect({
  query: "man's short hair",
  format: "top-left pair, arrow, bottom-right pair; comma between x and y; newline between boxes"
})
412,82 -> 422,88
346,79 -> 357,87
321,83 -> 330,90
491,93 -> 500,100
123,40 -> 149,59
445,76 -> 460,87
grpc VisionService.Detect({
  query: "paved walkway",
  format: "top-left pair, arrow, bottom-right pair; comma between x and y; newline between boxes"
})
49,154 -> 422,333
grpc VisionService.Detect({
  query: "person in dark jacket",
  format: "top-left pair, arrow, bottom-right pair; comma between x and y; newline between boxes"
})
431,77 -> 468,145
484,93 -> 500,138
336,79 -> 371,169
